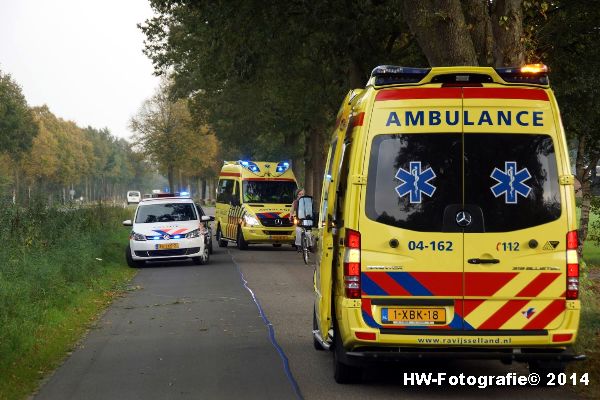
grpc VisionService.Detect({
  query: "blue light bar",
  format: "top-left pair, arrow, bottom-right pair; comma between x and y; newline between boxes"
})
276,161 -> 290,173
239,160 -> 260,173
371,65 -> 431,85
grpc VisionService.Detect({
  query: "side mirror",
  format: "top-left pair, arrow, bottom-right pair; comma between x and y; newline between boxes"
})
201,215 -> 211,222
297,196 -> 314,220
122,220 -> 133,226
231,198 -> 241,207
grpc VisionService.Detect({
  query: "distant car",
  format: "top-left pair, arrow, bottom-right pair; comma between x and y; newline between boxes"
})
127,191 -> 141,204
122,196 -> 214,267
143,193 -> 152,199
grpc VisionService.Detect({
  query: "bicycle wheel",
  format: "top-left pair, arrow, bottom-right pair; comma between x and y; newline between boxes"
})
302,231 -> 310,264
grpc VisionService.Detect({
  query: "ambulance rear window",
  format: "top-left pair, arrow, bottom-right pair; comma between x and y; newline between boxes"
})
464,133 -> 561,232
366,133 -> 561,232
366,134 -> 462,232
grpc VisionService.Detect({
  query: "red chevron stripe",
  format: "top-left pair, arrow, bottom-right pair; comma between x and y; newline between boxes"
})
366,272 -> 411,296
462,299 -> 486,318
523,300 -> 565,330
477,300 -> 529,330
516,273 -> 561,297
411,272 -> 462,296
465,272 -> 518,296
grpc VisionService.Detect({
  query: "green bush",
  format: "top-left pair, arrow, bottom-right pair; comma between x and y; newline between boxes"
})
0,200 -> 132,377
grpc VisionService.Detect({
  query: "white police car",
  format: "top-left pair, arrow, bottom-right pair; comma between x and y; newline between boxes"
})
122,195 -> 213,267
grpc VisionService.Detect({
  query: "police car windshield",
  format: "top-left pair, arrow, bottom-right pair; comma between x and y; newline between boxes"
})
242,181 -> 296,204
135,203 -> 197,223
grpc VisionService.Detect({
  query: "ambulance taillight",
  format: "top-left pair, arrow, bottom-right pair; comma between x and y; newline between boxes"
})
344,229 -> 361,299
566,230 -> 579,300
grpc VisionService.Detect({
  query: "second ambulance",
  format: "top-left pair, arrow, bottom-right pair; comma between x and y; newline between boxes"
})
215,160 -> 298,249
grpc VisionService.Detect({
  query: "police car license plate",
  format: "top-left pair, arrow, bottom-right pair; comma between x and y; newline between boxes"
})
381,307 -> 446,325
157,243 -> 179,250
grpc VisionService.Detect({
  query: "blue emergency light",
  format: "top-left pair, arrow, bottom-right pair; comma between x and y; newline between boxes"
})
276,161 -> 290,173
371,65 -> 431,85
239,160 -> 260,173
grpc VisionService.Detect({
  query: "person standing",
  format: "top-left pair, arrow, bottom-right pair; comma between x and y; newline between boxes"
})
290,188 -> 305,250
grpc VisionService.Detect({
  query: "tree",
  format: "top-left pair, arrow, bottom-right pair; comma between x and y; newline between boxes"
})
534,0 -> 600,255
130,79 -> 220,193
0,70 -> 39,202
402,0 -> 525,67
140,0 -> 426,200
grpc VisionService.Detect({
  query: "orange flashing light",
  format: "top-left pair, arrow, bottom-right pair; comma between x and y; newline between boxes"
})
520,64 -> 548,74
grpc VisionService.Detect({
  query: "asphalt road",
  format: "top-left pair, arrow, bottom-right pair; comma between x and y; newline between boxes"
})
34,209 -> 581,400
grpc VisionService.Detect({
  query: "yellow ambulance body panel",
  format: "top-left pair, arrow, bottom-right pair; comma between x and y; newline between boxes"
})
215,161 -> 298,249
312,65 -> 583,382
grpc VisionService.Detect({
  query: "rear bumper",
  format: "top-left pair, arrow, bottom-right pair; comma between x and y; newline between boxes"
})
339,346 -> 585,366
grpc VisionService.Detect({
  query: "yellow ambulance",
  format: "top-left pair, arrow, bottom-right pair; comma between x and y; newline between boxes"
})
304,65 -> 584,383
215,160 -> 298,249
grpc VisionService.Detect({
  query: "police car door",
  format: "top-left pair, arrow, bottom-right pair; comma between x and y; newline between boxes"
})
461,87 -> 568,332
359,88 -> 465,331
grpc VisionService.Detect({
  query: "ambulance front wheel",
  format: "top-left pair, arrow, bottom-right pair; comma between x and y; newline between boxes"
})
216,225 -> 228,248
237,226 -> 248,250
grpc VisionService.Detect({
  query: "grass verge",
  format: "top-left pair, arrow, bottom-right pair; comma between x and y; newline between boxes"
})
570,262 -> 600,399
0,202 -> 135,400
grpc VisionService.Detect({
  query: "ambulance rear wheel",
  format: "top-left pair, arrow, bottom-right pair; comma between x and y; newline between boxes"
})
333,323 -> 362,383
237,227 -> 248,250
528,360 -> 566,385
216,226 -> 228,248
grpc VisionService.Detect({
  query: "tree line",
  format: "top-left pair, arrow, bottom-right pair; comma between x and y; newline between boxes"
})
0,70 -> 163,205
139,0 -> 599,251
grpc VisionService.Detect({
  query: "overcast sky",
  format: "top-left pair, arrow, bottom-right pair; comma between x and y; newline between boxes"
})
0,0 -> 160,139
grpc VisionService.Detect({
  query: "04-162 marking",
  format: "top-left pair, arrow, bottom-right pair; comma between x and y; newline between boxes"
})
408,241 -> 453,251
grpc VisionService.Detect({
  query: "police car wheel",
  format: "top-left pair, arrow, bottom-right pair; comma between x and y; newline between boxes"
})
125,245 -> 144,268
192,247 -> 209,265
237,227 -> 248,250
216,226 -> 228,248
333,323 -> 362,383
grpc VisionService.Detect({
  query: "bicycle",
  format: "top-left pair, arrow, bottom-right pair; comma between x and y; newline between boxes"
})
299,221 -> 314,265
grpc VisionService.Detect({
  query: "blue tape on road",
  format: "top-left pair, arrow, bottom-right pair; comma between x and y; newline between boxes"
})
228,250 -> 303,400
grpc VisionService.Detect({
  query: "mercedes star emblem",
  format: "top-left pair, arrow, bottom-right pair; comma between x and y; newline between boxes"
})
163,234 -> 171,240
455,211 -> 472,227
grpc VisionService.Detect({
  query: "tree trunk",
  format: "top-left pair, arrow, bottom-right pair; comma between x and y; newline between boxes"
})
490,0 -> 525,67
167,165 -> 175,194
461,0 -> 494,65
403,0 -> 479,66
575,134 -> 599,257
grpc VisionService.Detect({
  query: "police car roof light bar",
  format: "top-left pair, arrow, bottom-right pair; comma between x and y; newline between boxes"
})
370,65 -> 431,86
